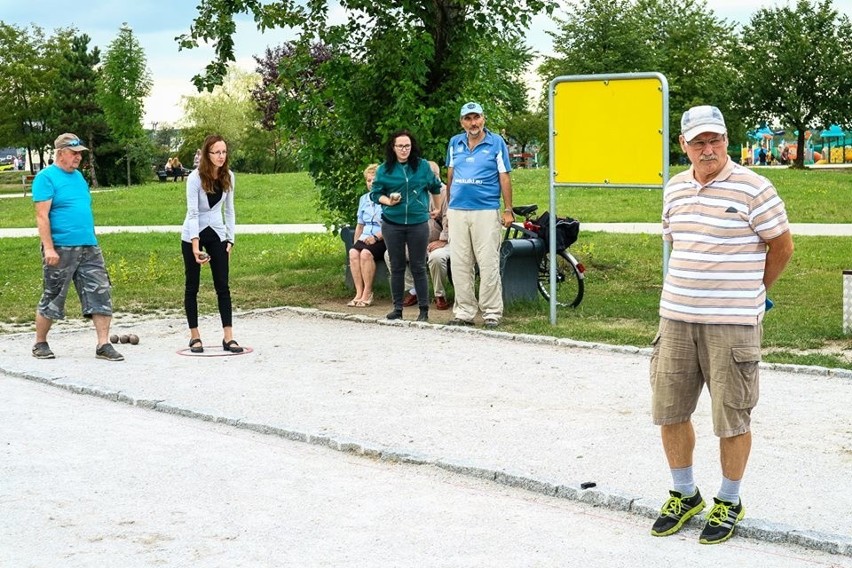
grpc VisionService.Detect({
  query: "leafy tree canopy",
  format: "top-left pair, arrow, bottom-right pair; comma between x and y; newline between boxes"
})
180,0 -> 554,225
180,65 -> 262,172
97,23 -> 153,185
0,23 -> 73,170
503,111 -> 548,155
736,0 -> 852,167
539,0 -> 739,159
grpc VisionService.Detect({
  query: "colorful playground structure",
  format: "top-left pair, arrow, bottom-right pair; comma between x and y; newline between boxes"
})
741,124 -> 850,166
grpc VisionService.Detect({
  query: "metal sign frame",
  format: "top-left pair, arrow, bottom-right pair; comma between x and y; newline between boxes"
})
547,73 -> 669,323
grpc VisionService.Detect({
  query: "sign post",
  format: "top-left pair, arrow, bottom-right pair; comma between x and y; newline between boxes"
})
548,73 -> 669,323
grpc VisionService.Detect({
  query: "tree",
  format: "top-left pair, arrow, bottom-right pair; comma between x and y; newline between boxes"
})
179,65 -> 261,171
50,33 -> 116,187
539,0 -> 739,160
504,111 -> 548,155
538,0 -> 653,79
0,24 -> 72,171
97,23 -> 152,186
250,44 -> 312,173
736,0 -> 852,168
179,0 -> 555,225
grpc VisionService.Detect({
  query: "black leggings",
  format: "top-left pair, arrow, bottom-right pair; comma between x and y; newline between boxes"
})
383,220 -> 429,310
182,226 -> 232,329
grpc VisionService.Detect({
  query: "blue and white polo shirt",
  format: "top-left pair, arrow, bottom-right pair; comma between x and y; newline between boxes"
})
446,128 -> 512,210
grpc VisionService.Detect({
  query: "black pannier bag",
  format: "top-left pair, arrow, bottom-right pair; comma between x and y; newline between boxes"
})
535,211 -> 579,252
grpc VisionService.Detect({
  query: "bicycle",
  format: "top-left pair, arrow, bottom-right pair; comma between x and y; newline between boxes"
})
503,205 -> 585,308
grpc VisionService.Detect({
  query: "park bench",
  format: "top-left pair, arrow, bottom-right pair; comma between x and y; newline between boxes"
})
510,152 -> 536,169
156,167 -> 190,182
22,174 -> 35,196
340,226 -> 390,291
340,225 -> 542,303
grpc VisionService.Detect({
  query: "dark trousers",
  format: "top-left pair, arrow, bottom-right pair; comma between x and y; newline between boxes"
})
182,226 -> 232,329
382,220 -> 429,310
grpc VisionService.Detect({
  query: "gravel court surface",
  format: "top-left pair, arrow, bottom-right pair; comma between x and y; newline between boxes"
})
0,307 -> 850,557
2,378 -> 849,568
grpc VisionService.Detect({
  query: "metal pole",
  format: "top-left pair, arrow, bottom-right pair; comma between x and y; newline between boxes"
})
548,80 -> 558,324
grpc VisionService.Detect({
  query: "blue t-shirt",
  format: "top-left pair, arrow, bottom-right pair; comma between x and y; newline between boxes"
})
32,165 -> 97,246
446,128 -> 512,210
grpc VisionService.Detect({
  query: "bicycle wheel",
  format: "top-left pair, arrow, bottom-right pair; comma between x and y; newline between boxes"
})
537,249 -> 585,307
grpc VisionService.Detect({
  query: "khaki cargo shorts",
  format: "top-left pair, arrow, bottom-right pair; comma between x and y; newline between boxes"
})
649,318 -> 762,438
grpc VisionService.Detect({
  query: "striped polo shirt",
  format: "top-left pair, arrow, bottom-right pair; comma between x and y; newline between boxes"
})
660,157 -> 790,325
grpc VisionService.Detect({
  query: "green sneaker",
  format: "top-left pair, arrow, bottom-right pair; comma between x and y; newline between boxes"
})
651,489 -> 705,536
699,497 -> 745,544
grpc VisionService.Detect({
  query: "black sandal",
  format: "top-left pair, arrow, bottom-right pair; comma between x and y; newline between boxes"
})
222,339 -> 244,353
189,338 -> 204,353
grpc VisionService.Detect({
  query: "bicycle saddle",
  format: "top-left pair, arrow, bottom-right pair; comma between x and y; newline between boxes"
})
513,205 -> 538,217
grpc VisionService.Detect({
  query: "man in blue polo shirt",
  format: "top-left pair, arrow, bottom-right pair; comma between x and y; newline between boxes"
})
445,102 -> 514,328
31,133 -> 124,361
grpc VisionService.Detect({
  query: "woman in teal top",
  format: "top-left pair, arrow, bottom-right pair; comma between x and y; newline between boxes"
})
370,130 -> 442,321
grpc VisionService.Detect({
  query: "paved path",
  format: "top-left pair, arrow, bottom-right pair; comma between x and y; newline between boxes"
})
2,375 -> 847,567
1,308 -> 850,564
0,224 -> 327,238
1,222 -> 851,239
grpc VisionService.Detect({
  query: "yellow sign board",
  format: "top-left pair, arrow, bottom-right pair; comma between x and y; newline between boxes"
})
551,74 -> 668,187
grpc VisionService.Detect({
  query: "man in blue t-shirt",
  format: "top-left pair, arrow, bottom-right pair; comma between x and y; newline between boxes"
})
445,102 -> 514,328
31,133 -> 124,361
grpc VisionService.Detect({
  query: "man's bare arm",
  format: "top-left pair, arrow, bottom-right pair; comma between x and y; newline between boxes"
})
35,200 -> 59,266
764,230 -> 794,290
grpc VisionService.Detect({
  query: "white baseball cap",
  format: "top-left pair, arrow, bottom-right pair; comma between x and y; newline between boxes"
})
681,105 -> 726,142
460,102 -> 483,117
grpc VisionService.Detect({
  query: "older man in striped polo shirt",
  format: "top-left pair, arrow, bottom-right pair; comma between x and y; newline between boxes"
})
649,106 -> 794,545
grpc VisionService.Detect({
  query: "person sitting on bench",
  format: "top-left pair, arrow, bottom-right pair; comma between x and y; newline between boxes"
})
347,164 -> 384,308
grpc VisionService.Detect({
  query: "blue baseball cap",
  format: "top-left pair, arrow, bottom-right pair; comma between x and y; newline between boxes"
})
460,102 -> 483,117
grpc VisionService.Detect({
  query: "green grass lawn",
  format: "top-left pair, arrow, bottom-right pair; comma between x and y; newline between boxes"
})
0,172 -> 321,227
2,167 -> 851,369
3,166 -> 852,227
511,166 -> 852,223
1,229 -> 850,369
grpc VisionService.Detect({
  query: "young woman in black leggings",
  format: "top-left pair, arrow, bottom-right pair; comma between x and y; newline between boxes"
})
370,130 -> 443,321
180,134 -> 242,353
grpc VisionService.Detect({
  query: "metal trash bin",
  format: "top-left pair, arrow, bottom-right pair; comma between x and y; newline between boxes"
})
500,238 -> 543,303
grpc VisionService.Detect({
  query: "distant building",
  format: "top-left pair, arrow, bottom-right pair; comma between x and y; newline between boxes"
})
0,147 -> 16,165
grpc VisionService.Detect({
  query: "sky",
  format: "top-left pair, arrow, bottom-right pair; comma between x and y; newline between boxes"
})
2,0 -> 851,126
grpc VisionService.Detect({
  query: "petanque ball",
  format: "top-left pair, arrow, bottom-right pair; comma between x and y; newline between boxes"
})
119,334 -> 130,344
128,334 -> 139,345
110,334 -> 119,344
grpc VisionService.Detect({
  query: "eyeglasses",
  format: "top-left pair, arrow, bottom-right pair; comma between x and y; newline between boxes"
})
59,138 -> 82,149
208,150 -> 228,156
686,136 -> 726,150
394,144 -> 411,150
